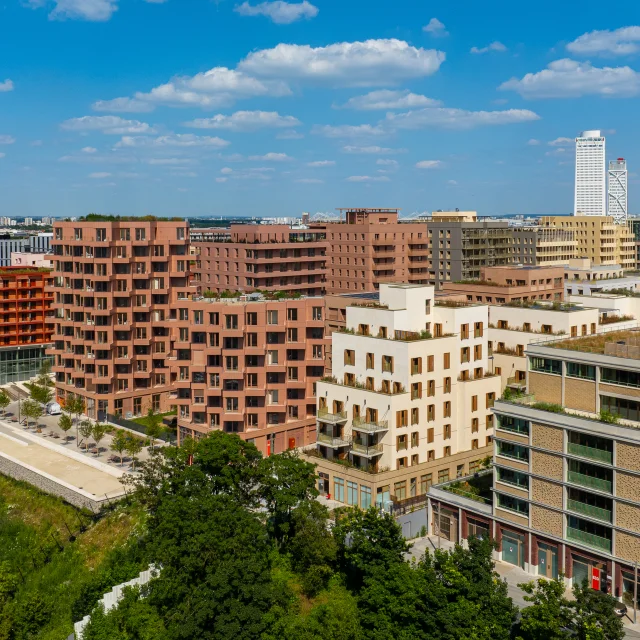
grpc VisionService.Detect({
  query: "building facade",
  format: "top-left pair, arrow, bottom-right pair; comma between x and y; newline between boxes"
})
170,295 -> 326,456
312,209 -> 427,294
0,233 -> 52,267
192,224 -> 328,297
305,284 -> 500,508
608,158 -> 628,224
513,227 -> 577,266
49,219 -> 193,420
429,329 -> 640,606
575,130 -> 606,217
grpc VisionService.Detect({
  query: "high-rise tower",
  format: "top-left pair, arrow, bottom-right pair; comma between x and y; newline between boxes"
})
608,158 -> 628,224
574,130 -> 606,216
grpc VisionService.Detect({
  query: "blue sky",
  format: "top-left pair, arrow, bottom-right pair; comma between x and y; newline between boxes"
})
2,0 -> 640,218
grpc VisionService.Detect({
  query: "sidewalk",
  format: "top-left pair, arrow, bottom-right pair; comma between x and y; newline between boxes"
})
408,535 -> 640,638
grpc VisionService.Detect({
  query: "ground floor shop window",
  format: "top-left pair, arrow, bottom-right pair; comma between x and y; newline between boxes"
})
360,485 -> 372,510
501,530 -> 525,569
467,517 -> 489,540
334,477 -> 345,503
537,542 -> 558,579
347,481 -> 358,506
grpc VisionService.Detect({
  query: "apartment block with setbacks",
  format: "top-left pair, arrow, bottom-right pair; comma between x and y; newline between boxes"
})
49,218 -> 194,420
304,283 -> 500,509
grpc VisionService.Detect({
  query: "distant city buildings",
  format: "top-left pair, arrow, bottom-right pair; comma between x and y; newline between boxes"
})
575,130 -> 606,217
608,158 -> 628,224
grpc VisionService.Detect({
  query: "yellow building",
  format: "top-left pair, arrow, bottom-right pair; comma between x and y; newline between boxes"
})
540,214 -> 635,269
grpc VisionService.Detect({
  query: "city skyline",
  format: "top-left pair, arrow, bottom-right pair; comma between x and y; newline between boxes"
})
2,2 -> 640,217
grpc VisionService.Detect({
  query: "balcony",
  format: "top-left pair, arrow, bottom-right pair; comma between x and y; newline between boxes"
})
567,442 -> 612,465
352,416 -> 389,434
567,471 -> 612,494
351,442 -> 383,457
317,433 -> 350,448
567,499 -> 612,523
566,526 -> 612,552
317,408 -> 347,424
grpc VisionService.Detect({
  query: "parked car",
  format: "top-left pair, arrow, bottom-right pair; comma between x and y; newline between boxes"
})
45,402 -> 61,416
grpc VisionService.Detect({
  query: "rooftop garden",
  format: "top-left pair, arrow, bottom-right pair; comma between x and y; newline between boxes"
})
336,327 -> 451,341
201,289 -> 303,300
349,301 -> 389,309
319,375 -> 407,396
440,467 -> 493,504
599,314 -> 635,325
598,288 -> 640,298
548,329 -> 639,354
452,279 -> 506,287
504,300 -> 581,311
488,322 -> 566,336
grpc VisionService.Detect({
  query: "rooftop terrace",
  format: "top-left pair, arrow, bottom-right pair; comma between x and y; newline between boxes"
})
544,328 -> 640,356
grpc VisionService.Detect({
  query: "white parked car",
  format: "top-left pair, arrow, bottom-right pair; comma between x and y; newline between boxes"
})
46,402 -> 61,415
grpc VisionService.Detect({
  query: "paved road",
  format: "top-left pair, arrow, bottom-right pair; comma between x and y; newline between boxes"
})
409,535 -> 640,638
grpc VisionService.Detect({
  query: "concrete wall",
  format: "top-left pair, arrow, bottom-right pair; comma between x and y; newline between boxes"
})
396,507 -> 428,539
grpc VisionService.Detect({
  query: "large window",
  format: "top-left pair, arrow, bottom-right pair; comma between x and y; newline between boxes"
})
360,485 -> 372,510
566,362 -> 596,381
601,368 -> 640,388
347,481 -> 358,506
496,440 -> 529,462
497,466 -> 529,489
497,493 -> 529,515
497,415 -> 529,435
600,395 -> 640,422
530,357 -> 562,375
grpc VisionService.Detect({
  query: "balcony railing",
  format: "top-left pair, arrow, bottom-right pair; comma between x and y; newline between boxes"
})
317,408 -> 348,424
352,416 -> 389,433
351,442 -> 383,457
567,471 -> 612,493
567,442 -> 613,465
317,433 -> 350,448
567,499 -> 612,523
566,526 -> 612,552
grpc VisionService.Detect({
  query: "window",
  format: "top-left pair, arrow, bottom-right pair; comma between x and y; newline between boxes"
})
498,415 -> 529,434
287,328 -> 298,342
601,368 -> 640,387
394,481 -> 407,500
461,347 -> 470,363
397,435 -> 408,450
443,353 -> 450,369
474,322 -> 483,338
344,349 -> 355,366
226,314 -> 238,330
411,407 -> 419,425
226,397 -> 239,412
313,306 -> 322,321
444,377 -> 451,393
443,401 -> 451,418
474,344 -> 482,360
287,308 -> 298,321
471,418 -> 479,433
427,404 -> 435,421
382,355 -> 394,373
427,355 -> 434,372
411,431 -> 419,447
438,469 -> 449,483
360,485 -> 372,509
461,324 -> 469,339
427,428 -> 434,443
411,382 -> 422,399
411,357 -> 422,375
444,424 -> 451,439
497,440 -> 529,461
443,446 -> 451,457
366,353 -> 374,369
471,395 -> 478,412
334,477 -> 345,503
397,458 -> 408,470
497,467 -> 529,489
396,410 -> 408,427
347,481 -> 358,506
267,310 -> 278,325
497,493 -> 529,515
530,357 -> 561,375
486,392 -> 495,409
420,474 -> 432,493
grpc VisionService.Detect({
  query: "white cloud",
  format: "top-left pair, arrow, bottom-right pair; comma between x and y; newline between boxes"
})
548,137 -> 573,146
342,145 -> 405,154
567,27 -> 640,56
312,124 -> 386,138
248,152 -> 292,161
216,177 -> 228,183
61,115 -> 155,135
89,172 -> 112,179
447,179 -> 458,185
470,41 -> 507,54
527,139 -> 541,146
0,135 -> 16,145
385,107 -> 540,129
48,0 -> 118,21
307,160 -> 335,166
92,97 -> 154,113
30,140 -> 43,146
147,158 -> 197,165
234,1 -> 318,24
295,178 -> 324,183
170,170 -> 198,178
546,148 -> 567,157
376,159 -> 398,167
81,146 -> 97,153
416,160 -> 442,169
0,153 -> 5,159
346,175 -> 390,182
499,59 -> 640,98
114,134 -> 229,148
184,110 -> 300,131
0,79 -> 14,92
239,39 -> 445,86
423,18 -> 448,37
338,89 -> 441,110
276,130 -> 304,139
58,153 -> 136,164
220,167 -> 234,174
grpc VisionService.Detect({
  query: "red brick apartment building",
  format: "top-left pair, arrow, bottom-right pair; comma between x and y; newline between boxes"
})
192,224 -> 328,297
49,219 -> 194,420
310,208 -> 428,294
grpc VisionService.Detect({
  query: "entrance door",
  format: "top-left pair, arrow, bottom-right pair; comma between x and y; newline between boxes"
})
572,557 -> 590,588
434,508 -> 458,543
538,543 -> 558,579
502,531 -> 525,568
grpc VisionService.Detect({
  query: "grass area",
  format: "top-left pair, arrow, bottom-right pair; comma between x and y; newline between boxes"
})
549,329 -> 638,354
131,410 -> 176,429
0,474 -> 147,640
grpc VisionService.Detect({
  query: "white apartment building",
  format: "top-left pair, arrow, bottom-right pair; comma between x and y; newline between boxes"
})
608,158 -> 628,224
575,130 -> 606,217
311,284 -> 500,508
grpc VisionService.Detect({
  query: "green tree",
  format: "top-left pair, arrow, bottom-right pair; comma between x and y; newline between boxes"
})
29,382 -> 52,407
0,562 -> 18,610
92,422 -> 108,456
10,592 -> 52,640
79,419 -> 94,451
570,581 -> 624,640
515,577 -> 572,640
0,390 -> 10,419
125,435 -> 143,470
144,408 -> 163,452
332,507 -> 410,591
58,412 -> 73,442
66,395 -> 86,446
258,450 -> 318,544
21,399 -> 42,431
286,500 -> 337,596
112,430 -> 129,467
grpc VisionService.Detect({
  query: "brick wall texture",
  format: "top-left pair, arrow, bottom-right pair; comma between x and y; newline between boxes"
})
531,505 -> 563,537
532,423 -> 563,452
616,471 -> 640,502
532,450 -> 563,480
532,477 -> 563,508
529,372 -> 562,405
616,502 -> 640,533
615,531 -> 640,564
617,443 -> 640,473
565,378 -> 596,413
